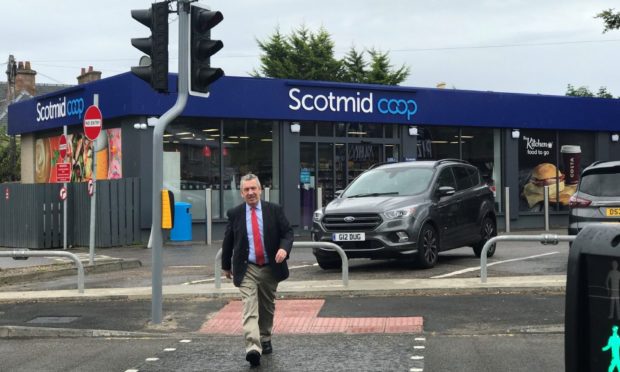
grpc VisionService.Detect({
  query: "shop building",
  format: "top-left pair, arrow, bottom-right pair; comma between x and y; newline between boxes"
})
8,72 -> 620,242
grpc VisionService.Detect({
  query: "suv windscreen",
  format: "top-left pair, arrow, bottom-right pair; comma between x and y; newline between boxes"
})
579,169 -> 620,197
343,167 -> 434,197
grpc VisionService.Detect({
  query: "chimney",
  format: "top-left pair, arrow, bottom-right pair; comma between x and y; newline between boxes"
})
77,65 -> 102,84
15,60 -> 37,96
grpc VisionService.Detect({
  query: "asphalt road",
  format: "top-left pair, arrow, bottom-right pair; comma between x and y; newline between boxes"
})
0,293 -> 565,371
0,237 -> 570,292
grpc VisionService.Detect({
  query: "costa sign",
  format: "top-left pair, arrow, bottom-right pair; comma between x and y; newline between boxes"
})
288,87 -> 419,121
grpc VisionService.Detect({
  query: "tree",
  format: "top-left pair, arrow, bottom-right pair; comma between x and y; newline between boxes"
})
596,8 -> 620,32
565,84 -> 614,98
0,126 -> 20,182
254,26 -> 410,85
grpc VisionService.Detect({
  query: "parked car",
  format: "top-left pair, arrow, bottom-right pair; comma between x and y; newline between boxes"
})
311,159 -> 497,269
568,160 -> 620,235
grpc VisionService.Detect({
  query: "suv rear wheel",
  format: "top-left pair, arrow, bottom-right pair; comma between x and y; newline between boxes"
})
417,224 -> 439,269
473,216 -> 496,258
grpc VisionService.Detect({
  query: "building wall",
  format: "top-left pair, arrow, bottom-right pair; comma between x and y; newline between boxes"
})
20,133 -> 35,183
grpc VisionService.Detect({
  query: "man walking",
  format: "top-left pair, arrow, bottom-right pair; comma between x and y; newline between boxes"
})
222,173 -> 294,366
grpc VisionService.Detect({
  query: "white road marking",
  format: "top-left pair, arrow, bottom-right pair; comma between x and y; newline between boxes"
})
414,337 -> 426,341
410,368 -> 424,372
170,265 -> 207,268
414,345 -> 425,349
411,356 -> 424,360
145,358 -> 159,362
431,251 -> 560,279
180,339 -> 192,343
124,370 -> 139,372
164,348 -> 176,352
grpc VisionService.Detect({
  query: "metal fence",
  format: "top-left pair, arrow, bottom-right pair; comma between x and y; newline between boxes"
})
0,178 -> 140,249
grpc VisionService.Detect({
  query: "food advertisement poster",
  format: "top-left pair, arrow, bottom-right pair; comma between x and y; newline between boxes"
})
518,130 -> 578,211
35,128 -> 122,183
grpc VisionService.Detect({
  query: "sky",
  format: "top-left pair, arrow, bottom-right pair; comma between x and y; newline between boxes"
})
2,0 -> 620,96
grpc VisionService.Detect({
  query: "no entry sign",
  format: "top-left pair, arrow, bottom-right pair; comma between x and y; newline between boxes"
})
59,134 -> 68,159
83,105 -> 103,141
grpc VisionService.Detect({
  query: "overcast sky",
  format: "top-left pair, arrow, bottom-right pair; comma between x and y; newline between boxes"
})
3,0 -> 620,96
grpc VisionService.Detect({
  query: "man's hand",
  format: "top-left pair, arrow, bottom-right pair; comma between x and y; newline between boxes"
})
275,248 -> 288,263
223,270 -> 232,279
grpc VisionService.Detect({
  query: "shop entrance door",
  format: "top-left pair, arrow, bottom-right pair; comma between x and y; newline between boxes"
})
299,142 -> 383,231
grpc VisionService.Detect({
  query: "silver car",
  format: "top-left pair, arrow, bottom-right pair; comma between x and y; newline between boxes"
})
568,160 -> 620,235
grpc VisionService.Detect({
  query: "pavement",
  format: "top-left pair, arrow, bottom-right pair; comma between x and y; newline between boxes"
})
0,229 -> 569,339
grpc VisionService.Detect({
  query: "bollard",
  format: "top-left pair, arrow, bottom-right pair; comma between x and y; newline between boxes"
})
480,234 -> 576,283
504,186 -> 510,233
543,185 -> 550,231
0,250 -> 85,293
205,188 -> 212,245
213,241 -> 350,288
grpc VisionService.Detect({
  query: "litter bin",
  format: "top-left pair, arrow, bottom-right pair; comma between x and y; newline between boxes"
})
170,202 -> 192,241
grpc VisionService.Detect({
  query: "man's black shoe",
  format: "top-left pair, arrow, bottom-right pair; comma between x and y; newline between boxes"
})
261,341 -> 273,354
246,350 -> 261,366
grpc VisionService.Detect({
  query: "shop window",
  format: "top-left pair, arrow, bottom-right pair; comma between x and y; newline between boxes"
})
346,123 -> 382,138
317,121 -> 333,137
385,144 -> 399,162
461,127 -> 501,211
300,121 -> 316,136
417,126 -> 459,160
385,124 -> 400,139
163,119 -> 221,219
300,142 -> 315,230
222,119 -> 279,215
335,122 -> 347,137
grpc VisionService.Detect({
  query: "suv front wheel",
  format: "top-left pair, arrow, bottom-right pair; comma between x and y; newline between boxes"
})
472,216 -> 497,258
417,224 -> 439,269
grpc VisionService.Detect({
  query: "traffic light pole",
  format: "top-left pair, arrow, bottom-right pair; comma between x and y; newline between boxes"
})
151,0 -> 190,324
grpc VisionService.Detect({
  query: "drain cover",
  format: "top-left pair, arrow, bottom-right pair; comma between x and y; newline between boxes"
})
27,316 -> 80,324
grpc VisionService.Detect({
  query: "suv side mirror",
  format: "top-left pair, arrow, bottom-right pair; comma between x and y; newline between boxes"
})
437,186 -> 455,197
335,190 -> 344,198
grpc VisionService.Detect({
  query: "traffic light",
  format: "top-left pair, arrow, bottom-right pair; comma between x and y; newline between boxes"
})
130,2 -> 169,93
189,4 -> 224,96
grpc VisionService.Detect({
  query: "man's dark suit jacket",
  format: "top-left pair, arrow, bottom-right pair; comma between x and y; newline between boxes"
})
222,201 -> 294,287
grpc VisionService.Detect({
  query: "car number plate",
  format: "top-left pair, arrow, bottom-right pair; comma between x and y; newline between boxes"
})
332,232 -> 365,241
606,208 -> 620,217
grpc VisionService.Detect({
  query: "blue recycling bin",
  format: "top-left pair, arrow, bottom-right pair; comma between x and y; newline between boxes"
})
170,202 -> 192,241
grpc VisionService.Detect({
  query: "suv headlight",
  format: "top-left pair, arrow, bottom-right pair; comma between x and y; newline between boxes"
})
383,207 -> 416,220
313,210 -> 324,222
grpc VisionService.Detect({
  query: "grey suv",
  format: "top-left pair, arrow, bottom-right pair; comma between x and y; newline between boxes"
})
311,159 -> 497,269
568,160 -> 620,235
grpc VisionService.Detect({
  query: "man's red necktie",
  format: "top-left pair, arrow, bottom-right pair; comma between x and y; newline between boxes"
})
251,207 -> 265,265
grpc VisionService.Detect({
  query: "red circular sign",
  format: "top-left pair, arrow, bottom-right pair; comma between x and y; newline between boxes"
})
83,105 -> 103,141
59,134 -> 68,159
59,186 -> 67,201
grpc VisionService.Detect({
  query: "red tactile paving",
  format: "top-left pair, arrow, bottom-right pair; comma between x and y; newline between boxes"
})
199,299 -> 423,335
